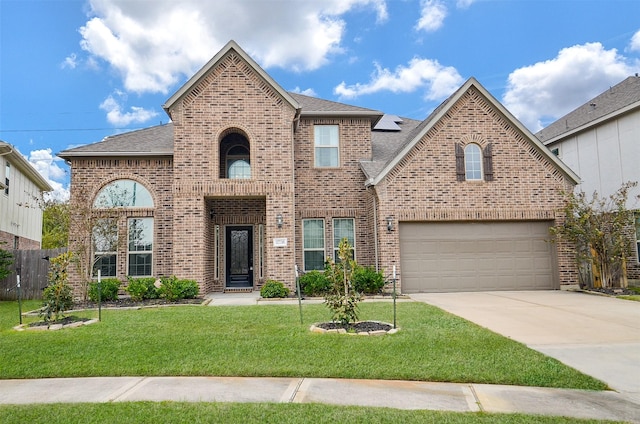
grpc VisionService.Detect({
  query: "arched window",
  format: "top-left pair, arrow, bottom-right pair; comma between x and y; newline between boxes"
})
219,132 -> 251,179
94,179 -> 154,208
92,179 -> 154,278
464,144 -> 482,181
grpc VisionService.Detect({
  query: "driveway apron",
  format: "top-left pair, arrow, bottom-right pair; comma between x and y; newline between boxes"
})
410,290 -> 640,403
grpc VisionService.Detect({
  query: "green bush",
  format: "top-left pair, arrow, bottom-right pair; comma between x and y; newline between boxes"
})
298,270 -> 331,296
260,280 -> 290,298
125,277 -> 159,301
351,266 -> 385,294
158,276 -> 199,301
88,278 -> 121,302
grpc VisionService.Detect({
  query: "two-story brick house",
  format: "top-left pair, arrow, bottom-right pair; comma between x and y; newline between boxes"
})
59,40 -> 580,296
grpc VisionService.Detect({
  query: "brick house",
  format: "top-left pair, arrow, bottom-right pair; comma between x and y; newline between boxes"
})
59,40 -> 579,296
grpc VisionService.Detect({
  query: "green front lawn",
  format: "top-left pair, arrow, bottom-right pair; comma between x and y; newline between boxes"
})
0,402 -> 619,424
0,301 -> 605,390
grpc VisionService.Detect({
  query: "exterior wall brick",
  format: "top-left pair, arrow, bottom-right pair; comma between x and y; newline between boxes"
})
0,230 -> 40,250
66,157 -> 173,298
167,51 -> 297,292
293,118 -> 375,271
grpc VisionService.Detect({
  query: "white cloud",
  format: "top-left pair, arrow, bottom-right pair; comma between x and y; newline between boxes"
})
27,149 -> 70,202
503,42 -> 634,132
456,0 -> 475,9
78,0 -> 389,94
99,90 -> 159,126
61,53 -> 78,69
290,87 -> 318,97
630,29 -> 640,52
416,0 -> 447,33
334,57 -> 463,101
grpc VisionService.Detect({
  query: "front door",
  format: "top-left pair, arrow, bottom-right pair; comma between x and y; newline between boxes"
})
226,226 -> 253,288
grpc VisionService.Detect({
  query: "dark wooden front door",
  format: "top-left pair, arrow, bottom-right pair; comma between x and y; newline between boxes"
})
226,226 -> 253,288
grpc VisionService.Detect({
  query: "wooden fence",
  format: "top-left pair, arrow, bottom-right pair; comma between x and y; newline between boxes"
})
0,248 -> 67,300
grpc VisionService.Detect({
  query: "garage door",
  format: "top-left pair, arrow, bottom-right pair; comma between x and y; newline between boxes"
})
399,221 -> 556,293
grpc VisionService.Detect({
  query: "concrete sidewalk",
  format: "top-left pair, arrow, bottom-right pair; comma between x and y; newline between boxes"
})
0,376 -> 638,422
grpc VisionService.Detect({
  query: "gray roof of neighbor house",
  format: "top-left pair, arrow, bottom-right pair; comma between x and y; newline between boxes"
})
536,75 -> 640,144
0,140 -> 52,191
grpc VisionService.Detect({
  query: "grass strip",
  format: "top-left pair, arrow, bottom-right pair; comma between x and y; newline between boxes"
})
0,402 -> 623,424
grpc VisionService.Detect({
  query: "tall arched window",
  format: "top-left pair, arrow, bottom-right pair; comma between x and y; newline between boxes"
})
92,179 -> 154,277
219,132 -> 251,179
464,144 -> 483,180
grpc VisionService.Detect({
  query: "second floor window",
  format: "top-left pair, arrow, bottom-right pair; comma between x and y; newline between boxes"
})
464,144 -> 482,180
314,125 -> 339,167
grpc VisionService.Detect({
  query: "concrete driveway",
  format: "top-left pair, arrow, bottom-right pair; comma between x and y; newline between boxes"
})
410,290 -> 640,403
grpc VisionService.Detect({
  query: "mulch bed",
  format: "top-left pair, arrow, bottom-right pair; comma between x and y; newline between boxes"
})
72,298 -> 205,309
28,316 -> 92,328
584,287 -> 638,296
315,321 -> 393,332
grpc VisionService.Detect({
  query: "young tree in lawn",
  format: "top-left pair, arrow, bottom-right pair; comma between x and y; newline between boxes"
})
551,181 -> 639,289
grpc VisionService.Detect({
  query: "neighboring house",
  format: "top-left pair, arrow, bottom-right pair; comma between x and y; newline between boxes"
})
0,141 -> 52,249
59,40 -> 579,296
537,75 -> 640,282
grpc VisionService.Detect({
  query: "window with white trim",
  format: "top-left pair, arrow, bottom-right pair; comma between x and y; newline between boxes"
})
303,219 -> 325,271
464,144 -> 482,180
92,218 -> 118,277
314,125 -> 339,167
128,218 -> 153,276
333,218 -> 355,262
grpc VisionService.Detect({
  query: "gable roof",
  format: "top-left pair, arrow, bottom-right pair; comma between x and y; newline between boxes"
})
0,140 -> 52,191
58,124 -> 174,158
537,75 -> 640,144
163,40 -> 300,117
363,77 -> 580,186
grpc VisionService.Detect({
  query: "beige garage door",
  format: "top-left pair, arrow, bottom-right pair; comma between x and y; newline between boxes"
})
399,221 -> 557,293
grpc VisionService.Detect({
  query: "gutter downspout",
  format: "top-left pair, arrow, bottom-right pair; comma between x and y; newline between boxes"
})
371,187 -> 379,272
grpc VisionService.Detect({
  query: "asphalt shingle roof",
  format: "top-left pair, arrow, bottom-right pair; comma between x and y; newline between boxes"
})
58,124 -> 174,157
536,75 -> 640,143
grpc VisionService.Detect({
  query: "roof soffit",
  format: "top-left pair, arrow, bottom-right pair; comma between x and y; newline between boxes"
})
163,40 -> 300,116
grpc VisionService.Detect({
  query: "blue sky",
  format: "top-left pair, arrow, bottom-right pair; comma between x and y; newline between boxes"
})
1,0 -> 639,200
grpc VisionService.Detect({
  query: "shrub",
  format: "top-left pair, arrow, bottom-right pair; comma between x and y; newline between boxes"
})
158,276 -> 199,301
298,270 -> 331,296
351,266 -> 385,294
88,278 -> 121,302
40,252 -> 73,322
125,277 -> 159,301
260,280 -> 290,298
0,243 -> 12,281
